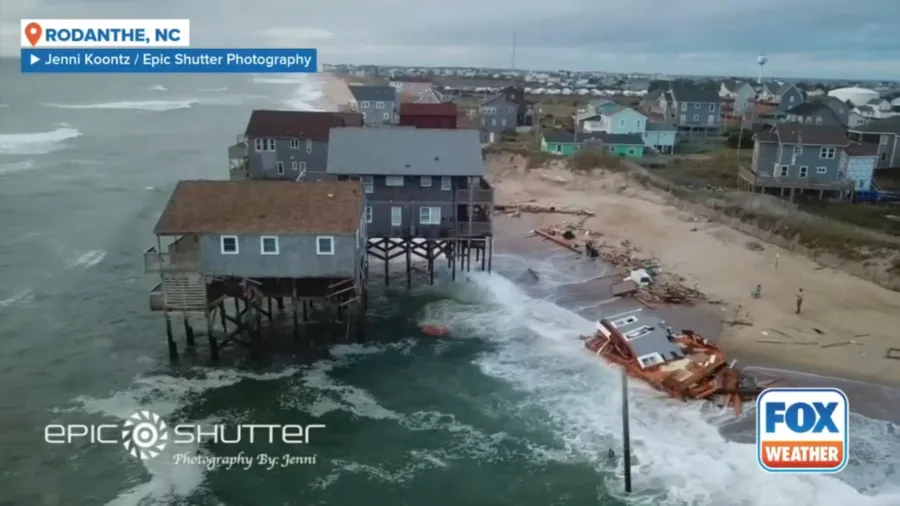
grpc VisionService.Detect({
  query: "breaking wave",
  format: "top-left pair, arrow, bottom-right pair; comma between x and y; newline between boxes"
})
0,126 -> 81,155
42,99 -> 198,111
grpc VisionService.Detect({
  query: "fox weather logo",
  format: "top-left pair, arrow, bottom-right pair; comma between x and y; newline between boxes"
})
121,410 -> 169,460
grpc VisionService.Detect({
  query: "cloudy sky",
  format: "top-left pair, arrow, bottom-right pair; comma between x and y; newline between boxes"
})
2,0 -> 899,79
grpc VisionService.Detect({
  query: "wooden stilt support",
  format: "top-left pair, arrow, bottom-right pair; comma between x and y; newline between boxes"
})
206,310 -> 218,362
165,314 -> 178,360
480,240 -> 486,272
406,238 -> 412,290
383,238 -> 390,287
487,237 -> 493,273
427,239 -> 435,285
277,297 -> 284,312
218,301 -> 227,333
451,240 -> 457,281
183,315 -> 195,347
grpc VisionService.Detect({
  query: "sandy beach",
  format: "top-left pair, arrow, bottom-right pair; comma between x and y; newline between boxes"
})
487,153 -> 900,387
312,73 -> 356,111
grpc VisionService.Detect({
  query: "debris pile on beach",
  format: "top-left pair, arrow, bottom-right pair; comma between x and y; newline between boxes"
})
533,225 -> 716,306
494,200 -> 595,218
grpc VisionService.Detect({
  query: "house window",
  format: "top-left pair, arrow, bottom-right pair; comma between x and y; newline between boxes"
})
693,114 -> 699,121
789,96 -> 795,103
680,103 -> 687,111
419,206 -> 441,225
220,235 -> 239,255
267,138 -> 275,151
707,115 -> 715,124
619,119 -> 625,127
820,147 -> 836,159
492,119 -> 496,126
365,206 -> 373,223
390,206 -> 402,226
555,144 -> 562,153
638,353 -> 664,369
383,113 -> 390,120
793,146 -> 803,155
420,176 -> 432,187
679,114 -> 686,123
298,161 -> 306,171
610,315 -> 638,327
362,175 -> 374,193
627,149 -> 635,154
290,138 -> 300,149
292,161 -> 299,171
798,166 -> 808,178
316,236 -> 335,255
360,101 -> 370,108
441,176 -> 451,190
501,118 -> 507,126
816,166 -> 827,174
385,176 -> 404,186
306,139 -> 312,153
779,165 -> 789,177
276,161 -> 284,175
815,116 -> 822,125
361,112 -> 367,120
694,103 -> 700,109
805,117 -> 812,124
260,236 -> 279,255
709,103 -> 716,112
375,101 -> 384,109
254,138 -> 263,151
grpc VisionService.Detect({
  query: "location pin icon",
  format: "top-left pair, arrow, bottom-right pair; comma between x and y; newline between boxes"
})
25,22 -> 42,47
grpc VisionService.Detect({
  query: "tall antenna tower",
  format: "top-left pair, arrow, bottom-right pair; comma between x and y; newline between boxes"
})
511,30 -> 517,70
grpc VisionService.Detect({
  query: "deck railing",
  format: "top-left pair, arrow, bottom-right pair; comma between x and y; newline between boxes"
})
456,221 -> 492,236
455,188 -> 494,203
738,166 -> 854,190
143,246 -> 199,272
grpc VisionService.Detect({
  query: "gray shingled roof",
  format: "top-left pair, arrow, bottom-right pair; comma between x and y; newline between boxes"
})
588,133 -> 644,146
785,102 -> 833,116
349,85 -> 397,102
326,128 -> 485,176
669,83 -> 720,103
849,116 -> 900,135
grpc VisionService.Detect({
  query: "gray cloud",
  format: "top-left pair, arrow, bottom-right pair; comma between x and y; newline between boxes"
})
2,0 -> 899,79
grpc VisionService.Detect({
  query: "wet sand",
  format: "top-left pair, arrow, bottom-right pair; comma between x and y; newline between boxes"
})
491,214 -> 900,424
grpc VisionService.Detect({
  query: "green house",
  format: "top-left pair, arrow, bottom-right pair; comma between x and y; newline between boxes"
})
541,131 -> 645,158
541,131 -> 583,156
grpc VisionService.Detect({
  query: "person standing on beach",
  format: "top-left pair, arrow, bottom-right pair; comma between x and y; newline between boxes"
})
795,288 -> 804,314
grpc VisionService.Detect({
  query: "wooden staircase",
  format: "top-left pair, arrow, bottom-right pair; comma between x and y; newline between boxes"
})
326,278 -> 360,308
162,273 -> 207,311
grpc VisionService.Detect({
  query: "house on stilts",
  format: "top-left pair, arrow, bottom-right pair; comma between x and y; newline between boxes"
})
144,179 -> 367,360
325,127 -> 494,286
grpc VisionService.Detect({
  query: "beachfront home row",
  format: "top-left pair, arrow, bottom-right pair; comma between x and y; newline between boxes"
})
847,116 -> 900,169
348,85 -> 398,126
479,86 -> 536,143
657,82 -> 724,136
738,123 -> 876,197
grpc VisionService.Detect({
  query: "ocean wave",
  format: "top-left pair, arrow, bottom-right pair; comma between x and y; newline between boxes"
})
442,269 -> 900,506
197,86 -> 227,92
74,367 -> 301,506
149,84 -> 168,91
0,159 -> 36,176
67,249 -> 106,269
251,76 -> 308,84
42,99 -> 197,111
0,126 -> 82,155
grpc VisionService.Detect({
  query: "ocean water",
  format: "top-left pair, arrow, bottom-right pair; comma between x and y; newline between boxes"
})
1,61 -> 899,505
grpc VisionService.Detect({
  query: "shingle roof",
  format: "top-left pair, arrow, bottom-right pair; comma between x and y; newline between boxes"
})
326,128 -> 484,176
587,133 -> 644,146
669,83 -> 720,102
785,102 -> 832,115
847,143 -> 879,156
776,83 -> 798,96
244,110 -> 363,141
349,85 -> 397,102
154,180 -> 363,235
849,116 -> 900,135
398,102 -> 457,117
773,124 -> 848,146
542,130 -> 583,143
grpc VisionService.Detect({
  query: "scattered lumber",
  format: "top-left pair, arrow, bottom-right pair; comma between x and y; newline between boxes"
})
494,202 -> 595,217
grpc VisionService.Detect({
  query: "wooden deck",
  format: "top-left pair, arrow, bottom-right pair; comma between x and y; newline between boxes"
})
738,166 -> 854,191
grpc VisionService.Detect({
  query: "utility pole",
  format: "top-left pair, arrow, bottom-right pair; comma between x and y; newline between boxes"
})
621,366 -> 633,494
